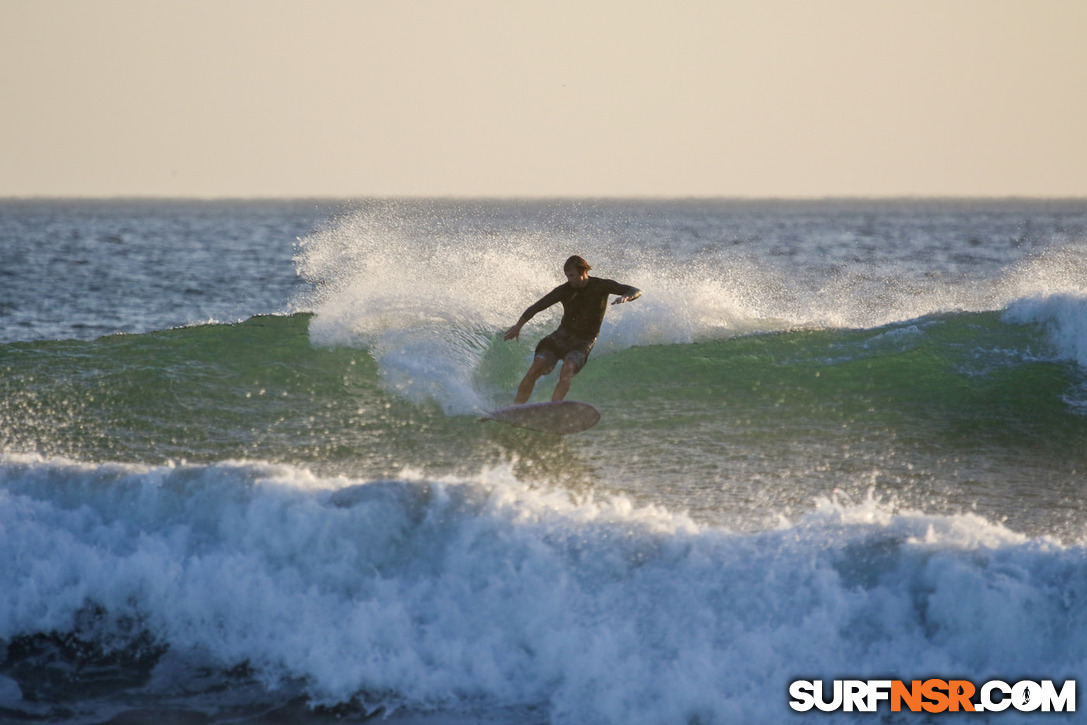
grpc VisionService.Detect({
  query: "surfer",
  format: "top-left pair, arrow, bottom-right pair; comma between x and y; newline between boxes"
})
504,255 -> 641,403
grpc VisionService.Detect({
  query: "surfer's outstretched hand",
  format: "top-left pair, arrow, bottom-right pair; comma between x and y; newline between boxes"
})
503,323 -> 522,341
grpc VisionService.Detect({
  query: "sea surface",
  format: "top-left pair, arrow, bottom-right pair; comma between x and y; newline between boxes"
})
1,198 -> 1086,723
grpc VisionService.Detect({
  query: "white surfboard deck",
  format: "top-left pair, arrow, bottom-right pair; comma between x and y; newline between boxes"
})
479,400 -> 601,435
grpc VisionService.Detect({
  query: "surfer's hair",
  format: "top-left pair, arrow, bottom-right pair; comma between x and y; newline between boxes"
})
564,255 -> 591,273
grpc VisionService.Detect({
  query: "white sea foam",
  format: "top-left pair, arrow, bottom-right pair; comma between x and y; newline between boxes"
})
1004,293 -> 1087,369
290,206 -> 838,412
293,202 -> 1087,415
295,205 -> 564,412
1,454 -> 1084,723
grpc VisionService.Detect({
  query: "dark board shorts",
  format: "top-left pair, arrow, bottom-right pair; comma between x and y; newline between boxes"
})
534,328 -> 596,375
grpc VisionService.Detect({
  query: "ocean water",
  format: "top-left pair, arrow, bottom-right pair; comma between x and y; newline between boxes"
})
1,198 -> 1086,723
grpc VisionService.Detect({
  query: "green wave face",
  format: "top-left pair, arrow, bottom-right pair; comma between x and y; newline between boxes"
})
3,310 -> 1085,537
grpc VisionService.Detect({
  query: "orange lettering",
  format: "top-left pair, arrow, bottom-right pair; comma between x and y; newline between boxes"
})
948,680 -> 976,712
891,680 -> 923,712
922,679 -> 949,713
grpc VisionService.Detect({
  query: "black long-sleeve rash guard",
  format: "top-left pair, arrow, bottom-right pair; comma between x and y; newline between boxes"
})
518,277 -> 641,341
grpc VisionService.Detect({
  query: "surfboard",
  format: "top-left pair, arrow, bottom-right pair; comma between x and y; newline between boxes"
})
479,400 -> 601,435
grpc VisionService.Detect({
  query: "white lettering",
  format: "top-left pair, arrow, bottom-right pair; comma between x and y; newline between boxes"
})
789,677 -> 1076,714
843,680 -> 868,712
788,680 -> 815,712
981,680 -> 1012,712
867,680 -> 892,711
1040,680 -> 1076,712
1013,680 -> 1042,712
814,679 -> 843,712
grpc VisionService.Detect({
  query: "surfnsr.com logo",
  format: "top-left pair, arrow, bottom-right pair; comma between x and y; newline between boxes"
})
789,679 -> 1076,714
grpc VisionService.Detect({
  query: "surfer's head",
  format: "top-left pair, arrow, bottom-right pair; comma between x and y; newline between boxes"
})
563,255 -> 591,288
564,255 -> 591,274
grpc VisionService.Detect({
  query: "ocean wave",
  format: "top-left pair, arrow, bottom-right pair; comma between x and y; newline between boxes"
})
291,202 -> 1087,417
4,309 -> 1087,471
1004,293 -> 1087,369
1,455 -> 1084,723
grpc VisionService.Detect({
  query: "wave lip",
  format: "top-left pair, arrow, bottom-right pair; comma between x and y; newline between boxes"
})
1,457 -> 1085,723
1004,293 -> 1087,369
292,201 -> 1087,414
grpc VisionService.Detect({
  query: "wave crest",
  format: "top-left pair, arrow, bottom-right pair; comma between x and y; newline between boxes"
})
1,456 -> 1084,722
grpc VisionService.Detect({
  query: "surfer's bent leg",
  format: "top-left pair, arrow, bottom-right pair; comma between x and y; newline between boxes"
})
515,355 -> 554,404
521,330 -> 592,403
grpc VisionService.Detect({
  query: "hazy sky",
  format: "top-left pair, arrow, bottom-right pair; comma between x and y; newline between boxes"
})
2,0 -> 1085,198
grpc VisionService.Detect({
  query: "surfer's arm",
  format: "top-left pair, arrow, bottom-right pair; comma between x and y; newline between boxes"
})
610,284 -> 642,305
504,285 -> 567,341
